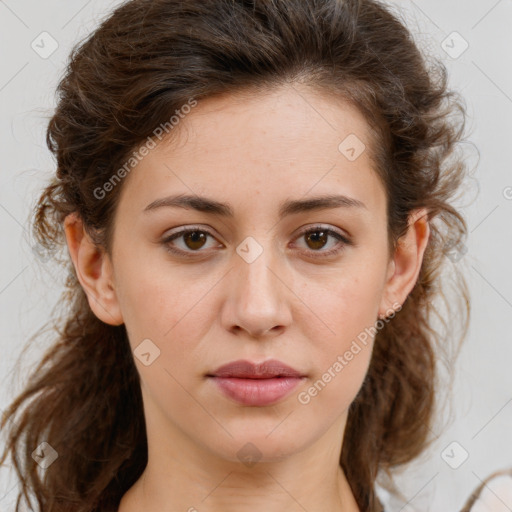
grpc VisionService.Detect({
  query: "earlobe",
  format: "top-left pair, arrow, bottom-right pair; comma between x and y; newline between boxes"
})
63,213 -> 124,326
378,208 -> 430,318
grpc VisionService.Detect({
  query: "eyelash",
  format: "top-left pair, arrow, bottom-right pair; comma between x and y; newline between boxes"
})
161,225 -> 352,259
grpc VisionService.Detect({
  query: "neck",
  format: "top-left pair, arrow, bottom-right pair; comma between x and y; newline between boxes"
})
118,390 -> 361,512
118,424 -> 361,512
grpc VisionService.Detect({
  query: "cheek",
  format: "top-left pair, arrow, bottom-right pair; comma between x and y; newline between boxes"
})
115,255 -> 220,368
298,347 -> 372,426
296,256 -> 387,400
116,266 -> 217,424
301,256 -> 387,343
113,256 -> 186,350
296,285 -> 380,424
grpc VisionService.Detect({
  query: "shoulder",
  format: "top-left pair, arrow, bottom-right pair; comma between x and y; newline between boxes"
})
461,470 -> 512,511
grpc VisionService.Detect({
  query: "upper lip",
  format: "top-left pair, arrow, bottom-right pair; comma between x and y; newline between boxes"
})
208,359 -> 304,379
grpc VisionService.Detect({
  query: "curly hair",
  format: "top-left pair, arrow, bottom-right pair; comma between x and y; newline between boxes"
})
0,0 -> 471,511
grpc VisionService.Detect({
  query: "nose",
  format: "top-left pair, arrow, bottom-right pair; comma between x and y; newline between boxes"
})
221,241 -> 292,339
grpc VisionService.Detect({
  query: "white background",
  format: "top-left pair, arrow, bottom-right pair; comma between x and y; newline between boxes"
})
0,1 -> 511,511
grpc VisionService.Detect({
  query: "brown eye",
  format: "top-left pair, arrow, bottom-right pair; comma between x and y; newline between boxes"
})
162,228 -> 221,256
294,226 -> 352,258
182,231 -> 208,250
304,230 -> 329,250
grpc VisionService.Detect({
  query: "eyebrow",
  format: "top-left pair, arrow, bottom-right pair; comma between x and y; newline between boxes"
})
143,193 -> 367,219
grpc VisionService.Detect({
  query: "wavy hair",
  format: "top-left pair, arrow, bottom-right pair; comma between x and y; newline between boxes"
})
1,0 -> 471,510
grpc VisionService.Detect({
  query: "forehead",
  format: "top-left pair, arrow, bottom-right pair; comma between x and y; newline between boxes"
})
116,84 -> 386,221
158,84 -> 374,163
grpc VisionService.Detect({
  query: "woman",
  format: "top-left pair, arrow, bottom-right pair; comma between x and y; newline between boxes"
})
1,0 -> 500,510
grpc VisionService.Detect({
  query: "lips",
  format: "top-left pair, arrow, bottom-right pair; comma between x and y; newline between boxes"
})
207,359 -> 305,406
209,359 -> 304,379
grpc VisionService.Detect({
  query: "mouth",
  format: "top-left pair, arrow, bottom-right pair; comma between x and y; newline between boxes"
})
206,359 -> 306,406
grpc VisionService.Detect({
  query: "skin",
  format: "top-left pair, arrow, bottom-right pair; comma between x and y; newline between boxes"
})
64,83 -> 429,512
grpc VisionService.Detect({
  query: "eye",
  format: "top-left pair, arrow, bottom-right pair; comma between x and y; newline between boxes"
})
292,225 -> 352,258
161,224 -> 352,259
162,227 -> 222,256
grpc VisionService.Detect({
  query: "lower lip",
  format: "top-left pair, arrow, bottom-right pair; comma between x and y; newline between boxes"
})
209,376 -> 303,406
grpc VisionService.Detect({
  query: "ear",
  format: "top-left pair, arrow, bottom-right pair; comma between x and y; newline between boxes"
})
378,208 -> 430,318
63,212 -> 124,326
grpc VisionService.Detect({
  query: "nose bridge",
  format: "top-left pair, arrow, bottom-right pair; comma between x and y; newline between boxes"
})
236,234 -> 282,305
226,234 -> 291,336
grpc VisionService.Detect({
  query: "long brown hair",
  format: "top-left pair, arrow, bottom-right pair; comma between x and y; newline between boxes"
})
1,1 -> 471,510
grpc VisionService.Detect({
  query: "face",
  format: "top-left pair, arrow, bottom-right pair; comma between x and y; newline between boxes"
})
67,83 -> 427,466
